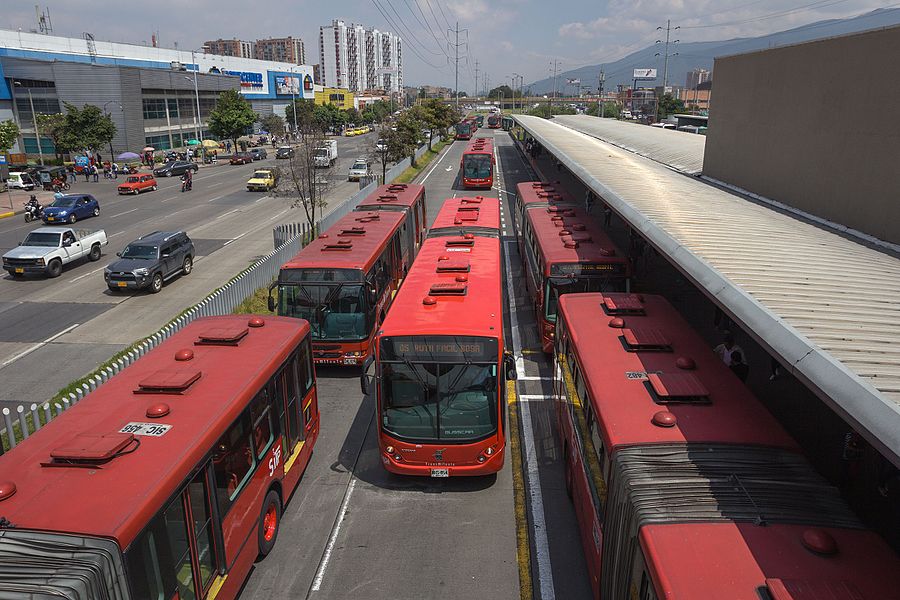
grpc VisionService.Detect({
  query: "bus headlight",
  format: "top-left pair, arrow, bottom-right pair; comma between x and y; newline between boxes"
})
485,446 -> 494,456
385,446 -> 394,454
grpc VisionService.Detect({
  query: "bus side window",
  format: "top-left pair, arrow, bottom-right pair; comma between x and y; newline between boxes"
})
297,339 -> 315,429
212,415 -> 256,517
125,495 -> 195,600
630,547 -> 659,600
250,388 -> 275,459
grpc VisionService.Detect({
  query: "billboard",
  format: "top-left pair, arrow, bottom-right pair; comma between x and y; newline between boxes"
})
275,75 -> 301,95
633,68 -> 657,80
223,70 -> 264,90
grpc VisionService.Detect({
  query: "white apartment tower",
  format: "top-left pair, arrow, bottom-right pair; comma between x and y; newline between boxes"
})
319,19 -> 403,93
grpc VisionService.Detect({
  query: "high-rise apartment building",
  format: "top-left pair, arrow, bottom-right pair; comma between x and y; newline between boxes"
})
685,67 -> 711,89
255,37 -> 306,66
204,38 -> 255,59
319,19 -> 402,93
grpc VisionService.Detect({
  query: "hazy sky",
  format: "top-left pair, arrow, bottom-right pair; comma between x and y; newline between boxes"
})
3,0 -> 893,90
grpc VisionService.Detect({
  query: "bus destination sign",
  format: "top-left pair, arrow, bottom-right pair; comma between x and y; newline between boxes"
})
550,262 -> 627,277
381,336 -> 497,362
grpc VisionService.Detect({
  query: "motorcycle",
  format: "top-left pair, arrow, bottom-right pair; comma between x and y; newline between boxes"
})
180,176 -> 193,192
23,197 -> 43,223
51,178 -> 70,192
123,164 -> 138,174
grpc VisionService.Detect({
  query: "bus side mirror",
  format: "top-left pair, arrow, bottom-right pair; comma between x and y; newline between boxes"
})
267,282 -> 277,312
504,351 -> 517,381
360,355 -> 375,395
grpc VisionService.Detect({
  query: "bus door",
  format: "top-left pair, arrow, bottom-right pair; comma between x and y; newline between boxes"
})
277,341 -> 316,487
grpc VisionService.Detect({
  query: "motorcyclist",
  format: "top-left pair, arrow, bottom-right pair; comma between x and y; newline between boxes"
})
181,169 -> 193,192
24,194 -> 42,222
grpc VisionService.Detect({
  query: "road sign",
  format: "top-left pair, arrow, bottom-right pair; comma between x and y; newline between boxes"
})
0,155 -> 7,165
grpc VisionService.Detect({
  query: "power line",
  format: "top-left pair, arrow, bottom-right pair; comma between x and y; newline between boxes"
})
403,0 -> 452,58
432,0 -> 456,33
682,0 -> 854,29
422,0 -> 453,44
371,0 -> 447,69
379,0 -> 444,55
447,21 -> 468,109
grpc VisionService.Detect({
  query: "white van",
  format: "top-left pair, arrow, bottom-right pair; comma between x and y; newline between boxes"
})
7,172 -> 36,191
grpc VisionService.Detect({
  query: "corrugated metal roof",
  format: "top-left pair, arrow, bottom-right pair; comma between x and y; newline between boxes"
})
514,114 -> 900,464
552,114 -> 705,175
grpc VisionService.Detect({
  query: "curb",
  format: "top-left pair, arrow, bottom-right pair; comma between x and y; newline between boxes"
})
0,211 -> 13,220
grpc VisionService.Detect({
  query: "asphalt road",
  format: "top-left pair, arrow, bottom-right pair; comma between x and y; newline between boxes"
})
237,129 -> 593,599
0,132 -> 388,411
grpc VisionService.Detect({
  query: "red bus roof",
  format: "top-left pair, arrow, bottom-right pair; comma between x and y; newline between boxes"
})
355,182 -> 425,212
558,293 -> 799,452
640,522 -> 900,598
379,203 -> 501,339
524,204 -> 629,275
0,316 -> 309,548
463,136 -> 494,156
516,180 -> 575,206
281,210 -> 405,272
429,196 -> 500,233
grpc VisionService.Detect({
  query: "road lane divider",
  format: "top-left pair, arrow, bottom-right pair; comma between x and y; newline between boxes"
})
1,322 -> 80,368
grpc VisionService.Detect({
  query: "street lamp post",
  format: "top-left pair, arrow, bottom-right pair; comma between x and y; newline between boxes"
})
188,46 -> 208,156
14,81 -> 44,165
103,101 -> 122,160
512,73 -> 521,112
290,66 -> 298,138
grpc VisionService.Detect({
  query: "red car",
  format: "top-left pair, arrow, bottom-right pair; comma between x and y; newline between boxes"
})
117,174 -> 158,195
230,152 -> 253,165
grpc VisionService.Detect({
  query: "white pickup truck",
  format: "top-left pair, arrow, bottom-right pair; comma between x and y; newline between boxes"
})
314,139 -> 338,168
3,227 -> 109,278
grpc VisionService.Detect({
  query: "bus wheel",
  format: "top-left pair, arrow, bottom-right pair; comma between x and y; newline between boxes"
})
258,489 -> 282,557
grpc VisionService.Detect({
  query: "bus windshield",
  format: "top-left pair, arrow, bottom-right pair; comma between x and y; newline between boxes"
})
544,274 -> 626,322
456,123 -> 472,135
463,154 -> 492,179
379,336 -> 498,442
278,271 -> 371,340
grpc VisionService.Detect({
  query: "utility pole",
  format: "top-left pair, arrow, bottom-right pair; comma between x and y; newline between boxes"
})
598,69 -> 605,118
656,20 -> 680,89
474,60 -> 480,101
448,21 -> 467,113
549,60 -> 561,114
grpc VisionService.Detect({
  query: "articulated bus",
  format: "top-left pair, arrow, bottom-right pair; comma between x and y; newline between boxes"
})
514,180 -> 575,223
365,196 -> 515,477
554,293 -> 900,599
460,137 -> 495,190
355,182 -> 428,271
0,315 -> 320,600
517,181 -> 629,353
455,119 -> 474,140
475,114 -> 484,128
487,112 -> 501,129
271,210 -> 408,366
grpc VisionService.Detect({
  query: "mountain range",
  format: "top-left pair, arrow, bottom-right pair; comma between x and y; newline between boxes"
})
526,7 -> 900,94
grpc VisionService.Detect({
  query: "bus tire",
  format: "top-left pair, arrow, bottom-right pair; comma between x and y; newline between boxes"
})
257,489 -> 282,558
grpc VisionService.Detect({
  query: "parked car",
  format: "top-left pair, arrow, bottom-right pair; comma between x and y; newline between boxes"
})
117,174 -> 158,195
230,152 -> 254,165
275,146 -> 294,159
249,147 -> 268,161
247,168 -> 280,192
42,194 -> 100,224
104,231 -> 194,293
348,158 -> 371,181
6,172 -> 36,191
153,161 -> 198,177
3,226 -> 108,278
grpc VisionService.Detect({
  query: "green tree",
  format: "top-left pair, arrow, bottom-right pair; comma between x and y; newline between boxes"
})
392,110 -> 425,167
527,103 -> 576,119
35,113 -> 69,162
409,99 -> 456,150
259,113 -> 285,138
284,99 -> 316,130
313,103 -> 347,133
657,93 -> 685,119
208,90 -> 256,150
278,118 -> 331,228
56,102 -> 116,156
345,107 -> 361,125
361,100 -> 391,124
586,102 -> 620,118
487,85 -> 517,99
0,120 -> 20,153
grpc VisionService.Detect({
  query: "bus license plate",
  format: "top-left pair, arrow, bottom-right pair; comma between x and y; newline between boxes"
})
431,468 -> 449,478
343,357 -> 356,365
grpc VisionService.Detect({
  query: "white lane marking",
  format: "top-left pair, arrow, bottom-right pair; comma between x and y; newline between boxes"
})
214,208 -> 241,220
207,193 -> 228,203
310,478 -> 358,592
110,232 -> 125,237
69,265 -> 106,283
110,207 -> 140,219
420,142 -> 454,183
207,180 -> 228,188
517,376 -> 552,381
222,231 -> 249,246
499,138 -> 556,599
1,322 -> 81,367
445,165 -> 453,171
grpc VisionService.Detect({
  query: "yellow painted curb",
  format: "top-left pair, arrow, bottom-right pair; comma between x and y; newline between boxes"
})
507,380 -> 533,600
0,211 -> 14,220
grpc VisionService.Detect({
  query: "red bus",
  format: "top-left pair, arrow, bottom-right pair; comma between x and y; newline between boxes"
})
517,182 -> 629,353
455,119 -> 474,140
0,315 -> 320,600
554,293 -> 900,599
514,180 -> 575,225
460,137 -> 495,189
355,182 -> 428,272
364,196 -> 515,477
487,112 -> 501,129
271,209 -> 408,366
427,195 -> 500,239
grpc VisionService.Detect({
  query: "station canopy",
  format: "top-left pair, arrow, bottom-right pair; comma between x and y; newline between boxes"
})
513,114 -> 900,466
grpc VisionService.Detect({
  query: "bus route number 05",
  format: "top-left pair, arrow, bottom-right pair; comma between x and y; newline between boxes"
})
268,444 -> 282,477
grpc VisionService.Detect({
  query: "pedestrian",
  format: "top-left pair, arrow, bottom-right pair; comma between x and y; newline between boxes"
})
729,351 -> 749,382
584,189 -> 595,213
603,204 -> 612,227
67,165 -> 76,184
84,166 -> 91,183
92,164 -> 99,183
713,331 -> 743,367
111,162 -> 119,179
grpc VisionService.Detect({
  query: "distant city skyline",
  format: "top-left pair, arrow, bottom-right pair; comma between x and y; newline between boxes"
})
2,1 -> 892,91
